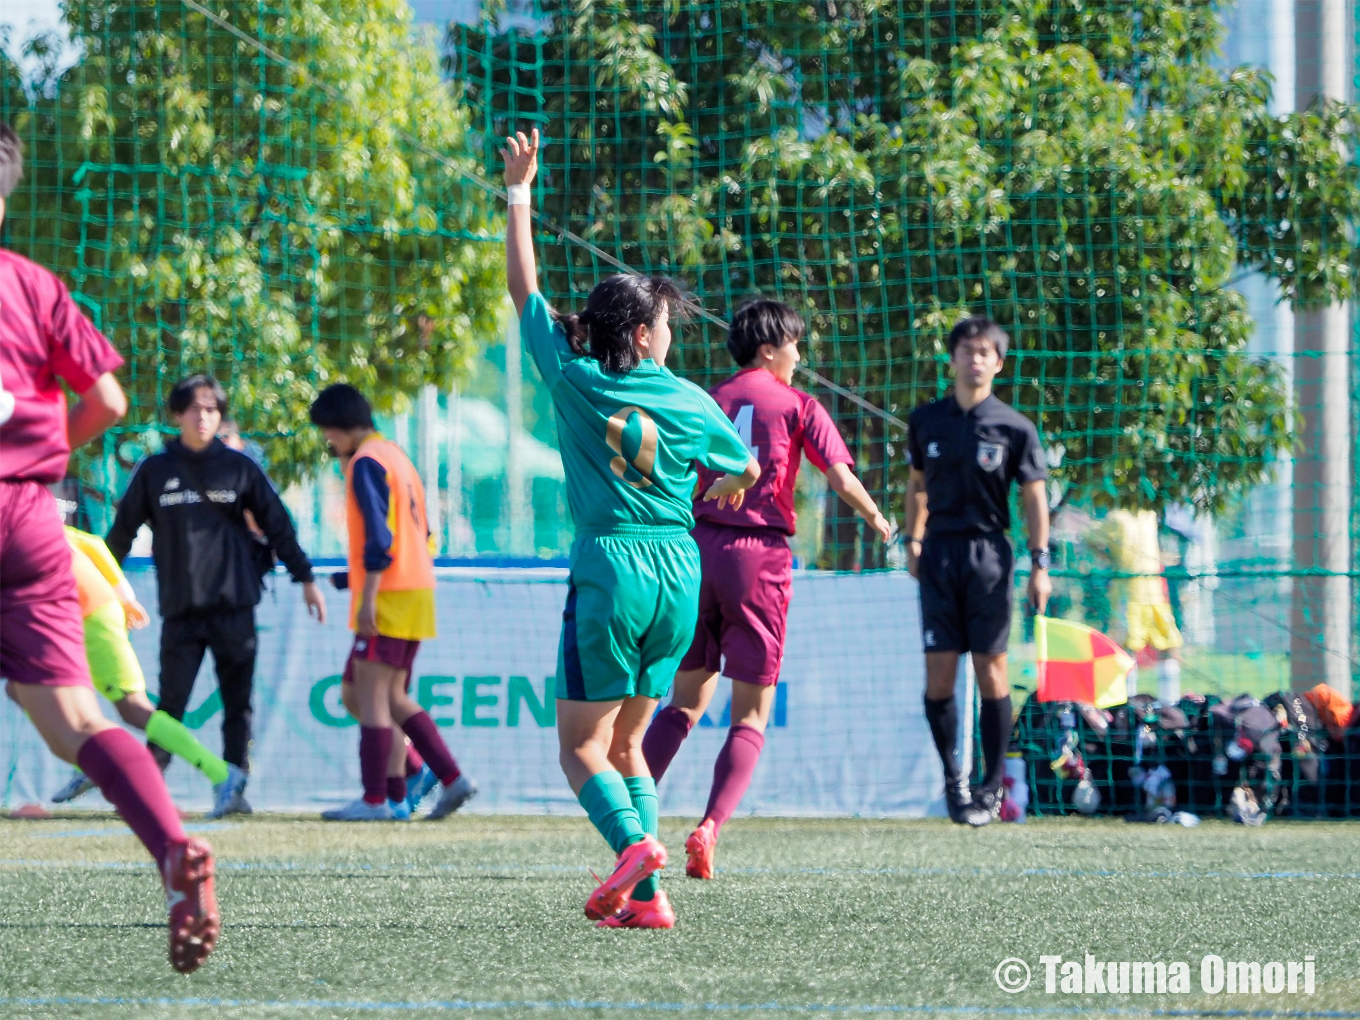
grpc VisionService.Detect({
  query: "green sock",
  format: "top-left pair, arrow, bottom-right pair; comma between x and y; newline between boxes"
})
577,770 -> 646,854
624,774 -> 659,902
146,710 -> 230,786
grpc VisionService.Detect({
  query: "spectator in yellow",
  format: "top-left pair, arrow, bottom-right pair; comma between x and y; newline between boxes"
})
1085,509 -> 1183,703
50,527 -> 247,818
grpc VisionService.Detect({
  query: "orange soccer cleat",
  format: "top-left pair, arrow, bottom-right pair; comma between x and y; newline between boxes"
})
684,818 -> 717,880
584,835 -> 667,920
596,888 -> 676,929
163,837 -> 220,973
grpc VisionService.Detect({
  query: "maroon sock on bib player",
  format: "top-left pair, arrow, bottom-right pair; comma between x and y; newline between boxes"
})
0,122 -> 218,972
640,299 -> 891,880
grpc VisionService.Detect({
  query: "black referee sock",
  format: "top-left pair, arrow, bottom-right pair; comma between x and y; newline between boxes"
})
923,696 -> 960,782
979,695 -> 1013,794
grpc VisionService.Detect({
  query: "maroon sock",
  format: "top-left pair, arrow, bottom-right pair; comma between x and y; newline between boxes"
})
359,726 -> 393,805
641,706 -> 693,782
387,775 -> 408,803
703,724 -> 766,831
404,745 -> 425,778
76,728 -> 186,868
400,712 -> 460,786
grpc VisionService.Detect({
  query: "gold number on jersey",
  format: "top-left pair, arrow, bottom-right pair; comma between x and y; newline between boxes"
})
606,406 -> 657,489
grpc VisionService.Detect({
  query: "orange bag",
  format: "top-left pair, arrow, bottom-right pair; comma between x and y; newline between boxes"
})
1304,684 -> 1355,740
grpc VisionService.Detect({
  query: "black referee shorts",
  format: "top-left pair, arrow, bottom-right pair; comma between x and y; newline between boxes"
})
917,533 -> 1014,656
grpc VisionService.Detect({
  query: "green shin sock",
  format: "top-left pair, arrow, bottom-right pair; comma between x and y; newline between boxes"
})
577,771 -> 646,855
624,774 -> 659,901
146,710 -> 230,786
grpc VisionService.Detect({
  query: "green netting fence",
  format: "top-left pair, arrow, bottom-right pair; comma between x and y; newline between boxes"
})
1,0 -> 1356,715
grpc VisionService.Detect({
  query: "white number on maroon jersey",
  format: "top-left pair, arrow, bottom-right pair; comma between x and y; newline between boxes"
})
732,404 -> 760,460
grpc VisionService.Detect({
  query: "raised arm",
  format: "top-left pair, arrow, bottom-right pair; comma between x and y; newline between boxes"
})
825,462 -> 891,542
501,128 -> 541,317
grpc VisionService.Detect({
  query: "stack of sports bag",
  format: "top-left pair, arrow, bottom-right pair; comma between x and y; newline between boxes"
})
1012,685 -> 1360,823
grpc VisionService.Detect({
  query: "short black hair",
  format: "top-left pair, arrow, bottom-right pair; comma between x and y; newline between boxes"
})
727,298 -> 805,366
310,383 -> 374,430
0,122 -> 23,200
947,316 -> 1009,360
167,374 -> 228,415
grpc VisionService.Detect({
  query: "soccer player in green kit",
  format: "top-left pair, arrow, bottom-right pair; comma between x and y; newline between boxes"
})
502,128 -> 759,929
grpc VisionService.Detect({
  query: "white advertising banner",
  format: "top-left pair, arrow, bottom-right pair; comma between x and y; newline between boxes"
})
1,569 -> 944,817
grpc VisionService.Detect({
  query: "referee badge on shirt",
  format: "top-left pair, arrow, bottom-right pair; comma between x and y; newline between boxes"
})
976,442 -> 1006,472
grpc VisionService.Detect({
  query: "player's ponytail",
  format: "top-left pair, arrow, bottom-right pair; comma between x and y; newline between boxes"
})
552,274 -> 684,373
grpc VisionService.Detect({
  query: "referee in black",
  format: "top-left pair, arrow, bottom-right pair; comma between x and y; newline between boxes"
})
905,316 -> 1051,826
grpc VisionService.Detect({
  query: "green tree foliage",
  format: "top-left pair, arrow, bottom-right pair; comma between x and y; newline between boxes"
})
2,0 -> 503,486
454,0 -> 1360,566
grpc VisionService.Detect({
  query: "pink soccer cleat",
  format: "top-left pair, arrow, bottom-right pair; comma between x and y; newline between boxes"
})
584,835 -> 667,920
684,818 -> 717,880
596,888 -> 676,929
163,837 -> 220,973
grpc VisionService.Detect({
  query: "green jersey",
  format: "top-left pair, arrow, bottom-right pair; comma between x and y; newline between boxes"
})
520,291 -> 750,534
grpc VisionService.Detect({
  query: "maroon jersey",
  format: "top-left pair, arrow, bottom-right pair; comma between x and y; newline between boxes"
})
0,250 -> 123,483
693,368 -> 853,534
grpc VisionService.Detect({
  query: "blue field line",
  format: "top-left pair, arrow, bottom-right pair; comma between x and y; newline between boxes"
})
0,995 -> 1358,1017
1,857 -> 1359,882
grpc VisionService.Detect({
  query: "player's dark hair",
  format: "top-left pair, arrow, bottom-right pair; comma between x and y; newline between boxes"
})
167,374 -> 228,415
555,274 -> 684,373
947,316 -> 1010,360
727,299 -> 805,367
309,383 -> 374,430
0,122 -> 23,200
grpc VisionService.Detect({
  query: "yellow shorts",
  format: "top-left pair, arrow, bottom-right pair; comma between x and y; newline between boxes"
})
83,600 -> 146,701
1125,601 -> 1183,652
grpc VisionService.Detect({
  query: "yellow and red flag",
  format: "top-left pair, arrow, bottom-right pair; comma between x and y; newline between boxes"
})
1034,616 -> 1134,708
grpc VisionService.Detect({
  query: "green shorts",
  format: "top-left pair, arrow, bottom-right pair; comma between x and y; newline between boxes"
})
84,599 -> 146,701
556,527 -> 701,702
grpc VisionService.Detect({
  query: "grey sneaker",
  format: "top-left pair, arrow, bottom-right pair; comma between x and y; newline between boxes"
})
52,769 -> 95,804
427,774 -> 477,820
322,797 -> 393,821
207,764 -> 249,819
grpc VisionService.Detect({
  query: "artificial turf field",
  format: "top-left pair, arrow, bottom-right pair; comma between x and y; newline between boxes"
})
1,815 -> 1358,1020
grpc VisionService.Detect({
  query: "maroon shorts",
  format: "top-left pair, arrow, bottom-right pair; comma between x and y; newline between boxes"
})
342,633 -> 421,684
678,520 -> 793,686
0,480 -> 92,687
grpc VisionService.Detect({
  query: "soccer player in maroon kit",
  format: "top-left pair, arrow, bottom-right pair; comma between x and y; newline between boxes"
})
641,299 -> 891,878
0,123 -> 219,972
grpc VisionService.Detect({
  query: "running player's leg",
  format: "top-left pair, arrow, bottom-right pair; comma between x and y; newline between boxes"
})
964,534 -> 1015,822
153,614 -> 209,772
919,535 -> 978,822
85,600 -> 234,789
677,528 -> 787,875
323,652 -> 397,820
642,529 -> 723,778
386,732 -> 410,809
391,657 -> 476,819
557,538 -> 668,918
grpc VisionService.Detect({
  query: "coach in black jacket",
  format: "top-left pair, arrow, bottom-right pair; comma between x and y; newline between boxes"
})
107,375 -> 326,814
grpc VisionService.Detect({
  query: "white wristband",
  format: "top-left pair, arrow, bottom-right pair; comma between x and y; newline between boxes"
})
506,183 -> 531,207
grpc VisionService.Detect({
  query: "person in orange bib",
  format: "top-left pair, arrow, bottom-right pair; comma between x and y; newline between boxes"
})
309,384 -> 476,821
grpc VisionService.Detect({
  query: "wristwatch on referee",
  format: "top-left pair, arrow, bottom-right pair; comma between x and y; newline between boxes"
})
1029,547 -> 1052,570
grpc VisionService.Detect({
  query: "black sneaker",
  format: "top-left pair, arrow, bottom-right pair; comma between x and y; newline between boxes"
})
945,777 -> 975,824
966,787 -> 1003,828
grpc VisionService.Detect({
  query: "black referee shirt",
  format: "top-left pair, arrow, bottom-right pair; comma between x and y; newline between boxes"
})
907,394 -> 1047,536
